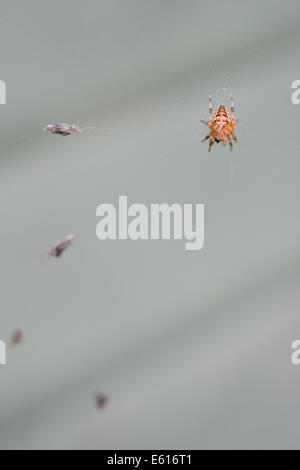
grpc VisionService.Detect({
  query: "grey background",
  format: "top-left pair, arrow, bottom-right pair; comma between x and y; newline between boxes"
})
0,0 -> 300,449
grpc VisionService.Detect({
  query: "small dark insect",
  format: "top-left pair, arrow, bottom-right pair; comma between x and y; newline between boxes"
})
43,123 -> 82,136
11,329 -> 23,346
95,392 -> 108,409
48,234 -> 76,258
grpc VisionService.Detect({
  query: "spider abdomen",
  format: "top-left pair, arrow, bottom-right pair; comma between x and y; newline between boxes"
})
210,106 -> 232,139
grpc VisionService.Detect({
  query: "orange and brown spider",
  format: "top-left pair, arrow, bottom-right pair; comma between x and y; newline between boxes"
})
201,94 -> 238,152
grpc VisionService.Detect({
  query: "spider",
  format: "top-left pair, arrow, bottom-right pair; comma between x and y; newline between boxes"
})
201,94 -> 238,152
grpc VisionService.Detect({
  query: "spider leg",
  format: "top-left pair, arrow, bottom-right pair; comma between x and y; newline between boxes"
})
228,135 -> 233,151
201,120 -> 209,126
230,94 -> 236,121
202,134 -> 210,143
208,138 -> 214,152
232,131 -> 237,142
209,94 -> 213,122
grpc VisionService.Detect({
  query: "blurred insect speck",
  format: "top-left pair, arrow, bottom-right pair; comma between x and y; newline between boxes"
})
48,234 -> 76,258
11,329 -> 23,346
43,123 -> 82,136
95,393 -> 108,409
